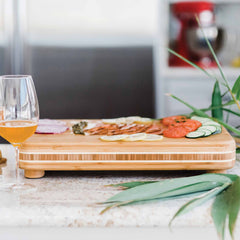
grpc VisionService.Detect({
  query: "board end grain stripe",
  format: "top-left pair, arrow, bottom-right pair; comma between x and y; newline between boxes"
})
19,152 -> 236,162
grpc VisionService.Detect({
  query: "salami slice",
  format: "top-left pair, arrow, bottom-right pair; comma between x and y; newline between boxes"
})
35,119 -> 68,134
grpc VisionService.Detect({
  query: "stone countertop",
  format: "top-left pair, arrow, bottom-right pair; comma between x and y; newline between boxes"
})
0,144 -> 239,229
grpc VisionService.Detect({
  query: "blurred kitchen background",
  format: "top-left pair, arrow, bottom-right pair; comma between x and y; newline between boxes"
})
0,0 -> 240,119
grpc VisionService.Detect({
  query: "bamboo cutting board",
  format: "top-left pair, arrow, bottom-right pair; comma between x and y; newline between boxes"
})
19,120 -> 236,178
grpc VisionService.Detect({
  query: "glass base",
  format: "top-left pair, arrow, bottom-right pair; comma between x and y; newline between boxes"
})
0,182 -> 36,192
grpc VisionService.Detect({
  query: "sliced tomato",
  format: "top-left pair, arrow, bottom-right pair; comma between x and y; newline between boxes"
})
193,120 -> 202,128
162,115 -> 187,126
182,119 -> 202,131
168,122 -> 184,128
163,126 -> 190,138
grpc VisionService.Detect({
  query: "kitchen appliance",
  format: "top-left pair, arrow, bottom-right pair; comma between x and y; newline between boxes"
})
169,1 -> 223,67
19,120 -> 235,178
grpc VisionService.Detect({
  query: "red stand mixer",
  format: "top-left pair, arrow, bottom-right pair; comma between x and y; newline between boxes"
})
169,1 -> 223,68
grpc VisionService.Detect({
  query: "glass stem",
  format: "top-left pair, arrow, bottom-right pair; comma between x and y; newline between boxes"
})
15,146 -> 20,183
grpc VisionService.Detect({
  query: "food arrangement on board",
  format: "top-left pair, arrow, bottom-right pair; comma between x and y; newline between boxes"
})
35,116 -> 222,141
20,116 -> 234,178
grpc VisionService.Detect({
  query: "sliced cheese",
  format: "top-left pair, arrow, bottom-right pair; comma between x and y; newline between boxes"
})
99,133 -> 163,142
123,133 -> 147,141
100,134 -> 128,141
144,134 -> 163,141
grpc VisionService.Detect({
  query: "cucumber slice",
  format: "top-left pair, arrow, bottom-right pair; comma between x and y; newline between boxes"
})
191,116 -> 211,123
195,128 -> 213,137
186,131 -> 205,138
188,116 -> 222,138
191,116 -> 220,126
213,126 -> 222,134
198,126 -> 217,134
201,120 -> 220,126
202,129 -> 212,137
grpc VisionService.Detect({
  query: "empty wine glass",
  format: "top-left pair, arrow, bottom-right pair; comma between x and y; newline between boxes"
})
0,75 -> 39,191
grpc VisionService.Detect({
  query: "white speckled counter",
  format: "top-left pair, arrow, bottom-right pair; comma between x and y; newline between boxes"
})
0,144 -> 239,239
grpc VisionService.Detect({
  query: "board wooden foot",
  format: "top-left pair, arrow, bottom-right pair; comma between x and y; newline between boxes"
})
207,169 -> 226,174
24,170 -> 45,179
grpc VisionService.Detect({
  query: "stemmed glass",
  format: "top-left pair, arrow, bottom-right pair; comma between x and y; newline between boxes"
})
0,75 -> 39,190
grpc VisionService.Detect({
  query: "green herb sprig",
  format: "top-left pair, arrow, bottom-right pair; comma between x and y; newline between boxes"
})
72,121 -> 88,135
100,174 -> 240,240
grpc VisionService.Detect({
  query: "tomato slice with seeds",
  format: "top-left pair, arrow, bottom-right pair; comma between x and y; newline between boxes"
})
182,119 -> 202,131
162,116 -> 202,138
168,122 -> 185,128
163,126 -> 190,138
162,115 -> 187,126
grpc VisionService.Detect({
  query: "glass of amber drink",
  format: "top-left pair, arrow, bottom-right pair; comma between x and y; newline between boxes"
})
0,75 -> 39,190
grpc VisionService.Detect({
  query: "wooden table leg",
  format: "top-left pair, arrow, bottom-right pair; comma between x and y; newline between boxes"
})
24,170 -> 45,179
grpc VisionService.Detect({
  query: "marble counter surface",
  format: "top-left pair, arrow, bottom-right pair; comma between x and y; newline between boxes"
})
0,144 -> 239,229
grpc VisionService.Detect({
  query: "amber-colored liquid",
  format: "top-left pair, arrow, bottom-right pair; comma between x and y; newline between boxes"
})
0,120 -> 37,146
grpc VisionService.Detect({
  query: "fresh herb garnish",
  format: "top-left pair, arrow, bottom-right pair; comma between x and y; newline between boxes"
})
72,121 -> 88,135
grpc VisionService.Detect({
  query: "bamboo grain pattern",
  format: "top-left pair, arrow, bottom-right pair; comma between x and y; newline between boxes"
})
19,120 -> 236,178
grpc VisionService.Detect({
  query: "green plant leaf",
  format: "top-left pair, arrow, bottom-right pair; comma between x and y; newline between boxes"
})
217,174 -> 239,182
100,174 -> 239,238
167,48 -> 214,80
100,201 -> 133,214
222,108 -> 240,117
211,177 -> 240,240
196,17 -> 228,88
167,93 -> 240,136
212,81 -> 223,121
211,189 -> 228,240
221,90 -> 229,98
198,100 -> 235,113
106,181 -> 158,189
236,148 -> 240,154
170,183 -> 230,228
153,181 -> 221,199
103,174 -> 232,204
195,17 -> 240,113
237,90 -> 240,101
232,76 -> 240,100
131,182 -> 223,205
224,100 -> 236,106
101,181 -> 223,214
225,106 -> 231,123
227,177 -> 240,238
213,118 -> 240,136
166,94 -> 209,118
168,17 -> 240,113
